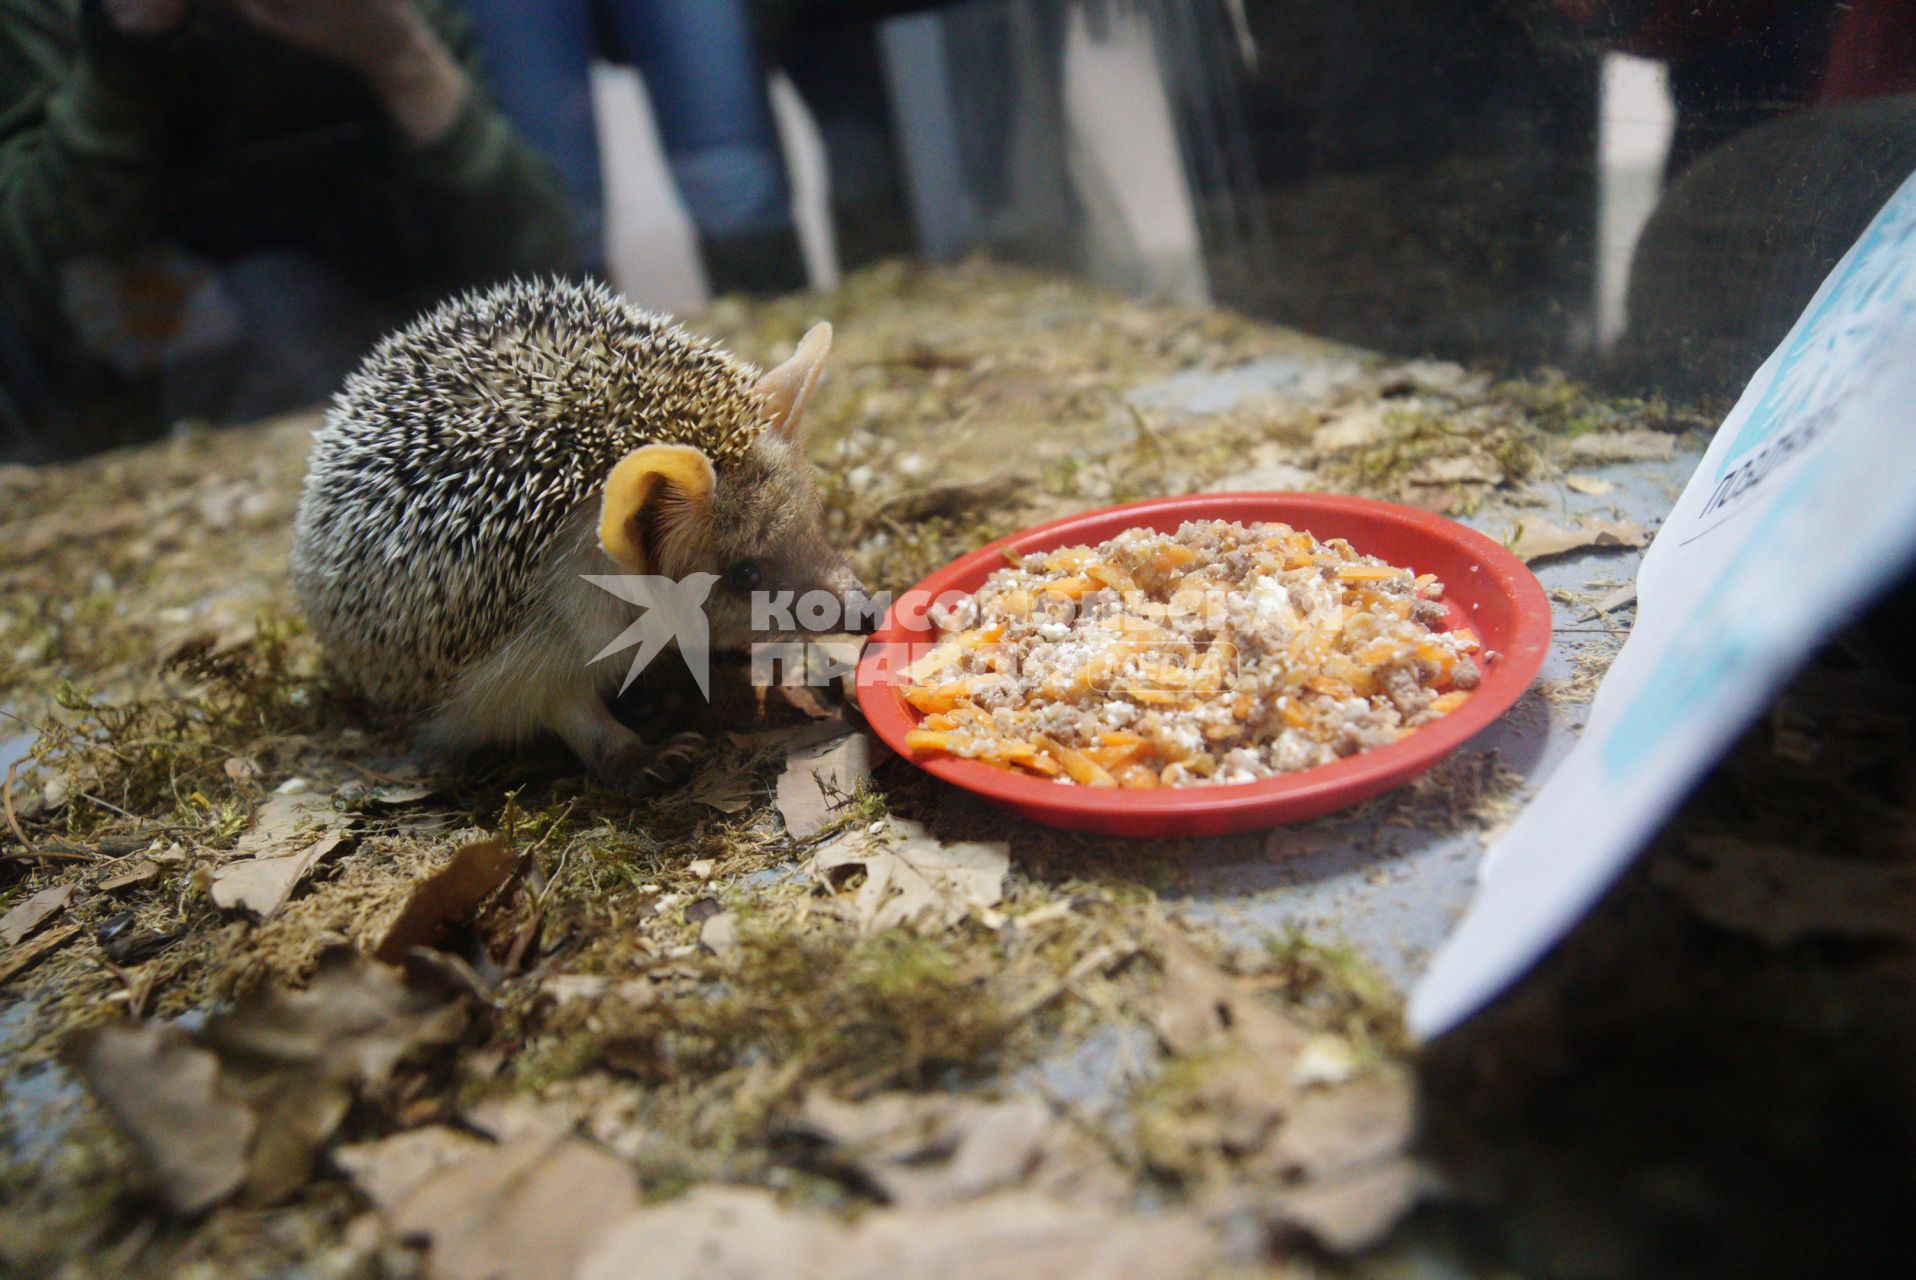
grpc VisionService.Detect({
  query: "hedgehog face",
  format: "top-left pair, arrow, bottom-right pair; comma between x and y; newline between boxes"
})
694,432 -> 866,650
595,322 -> 871,652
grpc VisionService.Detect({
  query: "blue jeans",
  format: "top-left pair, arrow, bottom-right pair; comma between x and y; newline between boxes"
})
460,0 -> 793,267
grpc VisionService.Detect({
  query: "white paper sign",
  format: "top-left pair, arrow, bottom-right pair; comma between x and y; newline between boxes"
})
1409,170 -> 1916,1038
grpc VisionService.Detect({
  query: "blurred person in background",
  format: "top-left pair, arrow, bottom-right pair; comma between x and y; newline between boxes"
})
1561,0 -> 1916,398
755,0 -> 921,271
458,0 -> 805,293
0,0 -> 576,460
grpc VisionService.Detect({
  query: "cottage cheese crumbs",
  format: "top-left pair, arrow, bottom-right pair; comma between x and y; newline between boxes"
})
899,520 -> 1483,787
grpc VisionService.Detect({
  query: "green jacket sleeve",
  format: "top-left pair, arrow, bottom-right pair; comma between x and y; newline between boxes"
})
0,3 -> 169,347
394,87 -> 580,284
397,0 -> 578,282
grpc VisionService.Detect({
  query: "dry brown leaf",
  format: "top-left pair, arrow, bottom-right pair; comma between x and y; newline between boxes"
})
61,1022 -> 256,1214
0,882 -> 75,946
210,831 -> 350,920
333,1125 -> 491,1212
1149,927 -> 1311,1063
1266,1157 -> 1421,1254
1651,836 -> 1916,947
1215,462 -> 1319,492
1407,453 -> 1504,486
203,948 -> 470,1092
808,818 -> 1007,933
97,860 -> 162,894
385,1133 -> 641,1280
463,1094 -> 586,1143
776,731 -> 889,839
211,792 -> 353,919
203,949 -> 470,1201
1506,517 -> 1647,563
797,1090 -> 1059,1208
67,948 -> 469,1213
687,771 -> 754,813
726,718 -> 854,753
576,1185 -> 1219,1280
0,921 -> 82,986
1314,404 -> 1399,451
1262,1071 -> 1416,1181
699,910 -> 738,954
766,681 -> 841,721
230,792 -> 338,855
1565,428 -> 1676,462
1139,931 -> 1316,1167
372,837 -> 521,963
575,1186 -> 818,1280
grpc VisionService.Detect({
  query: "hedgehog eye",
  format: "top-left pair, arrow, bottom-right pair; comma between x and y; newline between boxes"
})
725,559 -> 765,593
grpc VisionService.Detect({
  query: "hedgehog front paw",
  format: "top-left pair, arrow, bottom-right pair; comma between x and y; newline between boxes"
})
599,731 -> 707,797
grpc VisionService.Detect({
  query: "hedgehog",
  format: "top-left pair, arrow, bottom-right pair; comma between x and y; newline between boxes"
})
290,278 -> 870,792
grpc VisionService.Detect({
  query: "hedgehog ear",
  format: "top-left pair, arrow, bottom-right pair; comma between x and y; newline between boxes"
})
753,322 -> 831,441
598,445 -> 716,573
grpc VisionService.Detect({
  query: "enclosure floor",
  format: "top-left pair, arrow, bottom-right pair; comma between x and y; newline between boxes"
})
1,260 -> 1907,1280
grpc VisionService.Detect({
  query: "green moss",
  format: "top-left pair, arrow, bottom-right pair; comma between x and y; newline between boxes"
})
1260,931 -> 1405,1057
610,920 -> 1017,1101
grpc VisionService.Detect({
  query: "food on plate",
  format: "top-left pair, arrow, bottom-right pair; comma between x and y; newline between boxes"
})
898,520 -> 1484,787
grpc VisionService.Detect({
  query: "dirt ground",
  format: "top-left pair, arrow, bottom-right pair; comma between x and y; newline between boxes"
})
1,260 -> 1907,1280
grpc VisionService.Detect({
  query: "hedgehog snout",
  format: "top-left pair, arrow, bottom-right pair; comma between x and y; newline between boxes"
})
823,564 -> 881,635
837,586 -> 882,634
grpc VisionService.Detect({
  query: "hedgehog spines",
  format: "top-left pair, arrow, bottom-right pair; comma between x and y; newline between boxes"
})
290,278 -> 770,709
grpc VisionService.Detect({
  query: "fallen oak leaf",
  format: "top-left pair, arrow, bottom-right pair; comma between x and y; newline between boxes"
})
808,818 -> 1007,933
202,948 -> 471,1202
1148,926 -> 1311,1062
726,717 -> 854,753
0,921 -> 83,986
373,837 -> 522,963
382,1132 -> 641,1280
699,910 -> 738,954
333,1124 -> 491,1212
64,947 -> 470,1212
61,1021 -> 255,1214
1135,929 -> 1315,1171
1564,473 -> 1615,496
1505,517 -> 1647,563
795,1089 -> 1065,1209
96,860 -> 162,895
776,731 -> 889,839
575,1185 -> 1220,1280
228,791 -> 339,856
1406,453 -> 1504,486
1564,428 -> 1676,463
363,783 -> 439,809
210,831 -> 350,920
1258,1070 -> 1416,1182
1265,1156 -> 1422,1255
0,882 -> 75,945
210,791 -> 354,919
687,770 -> 755,813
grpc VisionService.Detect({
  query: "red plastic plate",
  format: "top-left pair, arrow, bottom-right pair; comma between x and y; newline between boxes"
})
855,493 -> 1551,837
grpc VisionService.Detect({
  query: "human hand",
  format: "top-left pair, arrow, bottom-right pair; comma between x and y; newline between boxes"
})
233,0 -> 468,144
